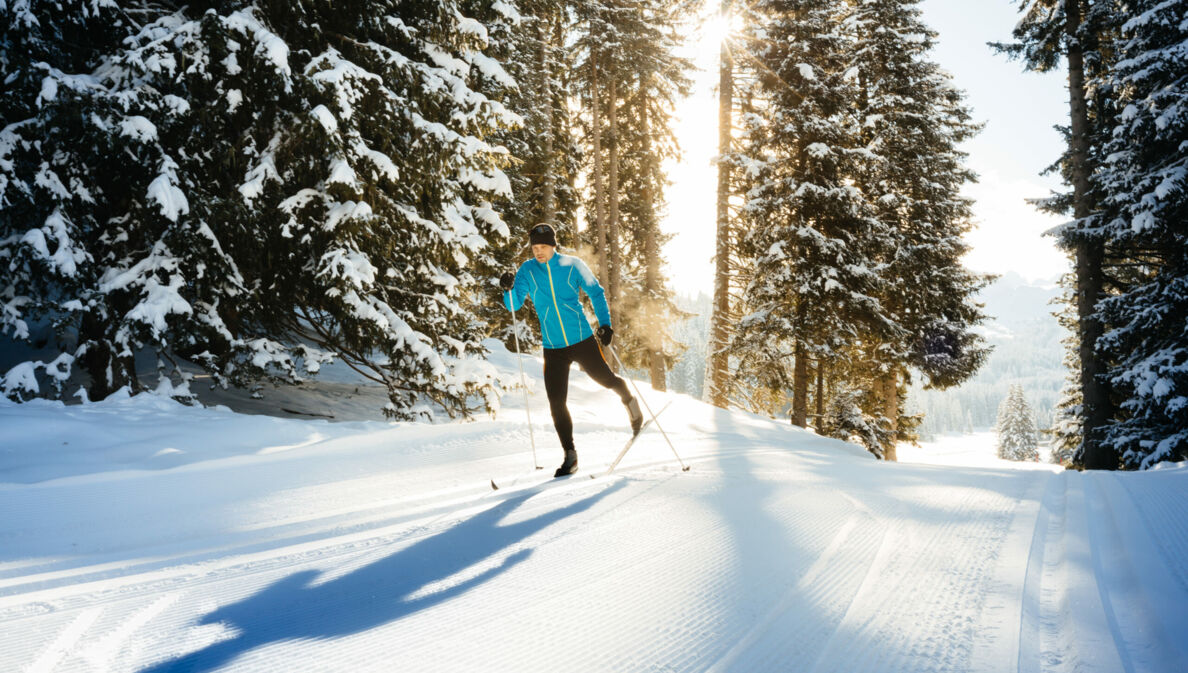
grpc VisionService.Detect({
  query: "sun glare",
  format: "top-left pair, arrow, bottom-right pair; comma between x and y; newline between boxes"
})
703,11 -> 744,49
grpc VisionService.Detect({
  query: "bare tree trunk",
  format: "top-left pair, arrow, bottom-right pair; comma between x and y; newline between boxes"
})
590,53 -> 609,288
538,19 -> 556,224
815,359 -> 825,432
607,75 -> 623,330
792,342 -> 808,427
1065,0 -> 1114,470
880,370 -> 899,461
706,0 -> 734,408
639,88 -> 667,391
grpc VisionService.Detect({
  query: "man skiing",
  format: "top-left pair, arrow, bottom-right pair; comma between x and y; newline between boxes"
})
500,223 -> 643,477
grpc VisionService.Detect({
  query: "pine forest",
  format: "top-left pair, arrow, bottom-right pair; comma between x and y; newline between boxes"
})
3,0 -> 1186,471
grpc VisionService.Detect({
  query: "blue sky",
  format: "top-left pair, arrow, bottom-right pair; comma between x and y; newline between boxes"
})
659,0 -> 1072,296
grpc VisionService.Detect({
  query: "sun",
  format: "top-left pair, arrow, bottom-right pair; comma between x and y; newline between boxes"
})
702,9 -> 745,50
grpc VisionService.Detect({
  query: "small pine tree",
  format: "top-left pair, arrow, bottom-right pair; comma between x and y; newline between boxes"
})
996,384 -> 1040,461
820,385 -> 893,458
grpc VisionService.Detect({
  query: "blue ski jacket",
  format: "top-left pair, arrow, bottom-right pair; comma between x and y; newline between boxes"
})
502,253 -> 610,350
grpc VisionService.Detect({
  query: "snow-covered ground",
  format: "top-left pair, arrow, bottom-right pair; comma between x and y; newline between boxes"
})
2,345 -> 1187,672
899,431 -> 1058,470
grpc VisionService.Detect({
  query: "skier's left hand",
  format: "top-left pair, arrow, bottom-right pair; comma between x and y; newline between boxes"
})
596,325 -> 613,346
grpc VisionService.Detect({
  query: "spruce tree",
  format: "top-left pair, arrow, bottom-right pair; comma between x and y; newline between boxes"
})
732,0 -> 900,435
1050,278 -> 1084,465
706,0 -> 740,408
849,0 -> 992,448
2,2 -> 519,420
572,0 -> 693,387
1,2 -> 245,401
996,384 -> 1040,461
1095,0 -> 1188,468
996,0 -> 1125,468
471,0 -> 576,352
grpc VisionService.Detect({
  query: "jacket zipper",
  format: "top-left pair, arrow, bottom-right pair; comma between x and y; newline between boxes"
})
545,260 -> 570,346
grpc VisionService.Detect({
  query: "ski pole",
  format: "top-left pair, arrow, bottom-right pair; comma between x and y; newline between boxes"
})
606,344 -> 689,472
507,294 -> 541,470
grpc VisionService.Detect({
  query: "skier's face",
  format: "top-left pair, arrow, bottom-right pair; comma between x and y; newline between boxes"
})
532,244 -> 555,264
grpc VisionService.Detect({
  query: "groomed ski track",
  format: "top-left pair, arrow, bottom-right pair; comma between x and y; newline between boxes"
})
2,366 -> 1187,671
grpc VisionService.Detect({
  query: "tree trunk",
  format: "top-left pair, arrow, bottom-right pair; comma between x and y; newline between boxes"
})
640,89 -> 667,391
1065,0 -> 1114,469
538,19 -> 556,224
590,53 -> 609,288
706,0 -> 734,408
881,370 -> 899,461
815,359 -> 825,432
607,75 -> 622,330
792,342 -> 809,427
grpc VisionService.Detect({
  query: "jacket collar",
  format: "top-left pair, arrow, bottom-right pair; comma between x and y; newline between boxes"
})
533,251 -> 562,268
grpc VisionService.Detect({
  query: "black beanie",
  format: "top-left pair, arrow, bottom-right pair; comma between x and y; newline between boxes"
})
529,223 -> 557,247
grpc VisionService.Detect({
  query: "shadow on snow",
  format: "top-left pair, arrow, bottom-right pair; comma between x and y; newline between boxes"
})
141,481 -> 624,672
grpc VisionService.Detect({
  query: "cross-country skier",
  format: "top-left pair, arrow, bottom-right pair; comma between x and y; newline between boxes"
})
500,223 -> 644,477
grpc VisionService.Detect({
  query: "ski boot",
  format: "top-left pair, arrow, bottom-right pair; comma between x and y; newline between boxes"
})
555,448 -> 578,477
625,397 -> 643,436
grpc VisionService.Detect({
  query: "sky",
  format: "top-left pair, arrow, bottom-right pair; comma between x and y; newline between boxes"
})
659,0 -> 1073,297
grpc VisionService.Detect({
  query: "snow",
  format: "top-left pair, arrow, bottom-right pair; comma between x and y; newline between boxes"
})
37,76 -> 58,107
1,344 -> 1187,672
806,142 -> 831,158
146,156 -> 189,222
33,163 -> 71,201
326,159 -> 357,186
123,275 -> 193,337
225,89 -> 243,113
224,9 -> 292,90
1,361 -> 40,395
311,104 -> 338,133
238,148 -> 279,204
118,116 -> 158,143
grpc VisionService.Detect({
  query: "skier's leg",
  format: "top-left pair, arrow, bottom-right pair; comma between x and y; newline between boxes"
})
543,346 -> 574,451
574,337 -> 631,402
544,346 -> 579,476
574,337 -> 643,434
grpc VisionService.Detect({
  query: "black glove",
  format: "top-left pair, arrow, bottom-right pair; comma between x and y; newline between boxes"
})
596,324 -> 613,346
499,271 -> 515,291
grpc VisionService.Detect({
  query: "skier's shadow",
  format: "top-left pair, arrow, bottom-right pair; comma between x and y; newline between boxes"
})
141,481 -> 623,672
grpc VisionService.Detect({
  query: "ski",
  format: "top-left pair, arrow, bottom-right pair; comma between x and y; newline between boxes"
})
597,400 -> 673,478
490,400 -> 672,490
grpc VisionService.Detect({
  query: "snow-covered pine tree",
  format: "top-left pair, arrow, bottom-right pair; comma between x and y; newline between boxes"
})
1,2 -> 246,402
732,0 -> 901,449
2,2 -> 519,420
571,0 -> 693,388
1050,277 -> 1083,466
705,0 -> 743,409
849,0 -> 992,448
603,0 -> 692,390
468,0 -> 575,352
1094,0 -> 1188,469
820,384 -> 894,458
996,384 -> 1040,461
996,0 -> 1125,468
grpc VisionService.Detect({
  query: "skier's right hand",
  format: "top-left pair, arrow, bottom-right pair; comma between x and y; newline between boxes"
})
499,271 -> 515,291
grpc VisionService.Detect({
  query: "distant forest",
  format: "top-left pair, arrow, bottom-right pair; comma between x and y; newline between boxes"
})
667,272 -> 1066,441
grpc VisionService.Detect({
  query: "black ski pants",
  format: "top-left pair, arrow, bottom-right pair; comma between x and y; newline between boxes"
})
543,336 -> 632,452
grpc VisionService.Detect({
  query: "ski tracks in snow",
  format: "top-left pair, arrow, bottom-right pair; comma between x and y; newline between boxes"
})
1012,470 -> 1188,673
5,435 -> 1188,672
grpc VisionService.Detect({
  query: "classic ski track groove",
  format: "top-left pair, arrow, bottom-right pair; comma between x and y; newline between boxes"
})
7,431 -> 1188,672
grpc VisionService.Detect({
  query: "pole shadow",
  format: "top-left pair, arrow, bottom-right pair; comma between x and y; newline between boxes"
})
141,481 -> 624,672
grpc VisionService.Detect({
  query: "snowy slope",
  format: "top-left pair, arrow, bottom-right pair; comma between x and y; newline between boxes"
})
2,345 -> 1187,673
